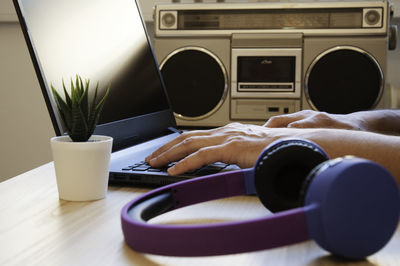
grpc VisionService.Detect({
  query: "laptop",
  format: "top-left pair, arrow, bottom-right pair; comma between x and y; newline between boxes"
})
13,0 -> 238,187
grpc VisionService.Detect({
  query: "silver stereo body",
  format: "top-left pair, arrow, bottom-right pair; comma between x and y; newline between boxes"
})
153,1 -> 396,127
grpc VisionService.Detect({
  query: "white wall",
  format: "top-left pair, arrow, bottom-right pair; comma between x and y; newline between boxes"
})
0,22 -> 54,182
0,0 -> 17,21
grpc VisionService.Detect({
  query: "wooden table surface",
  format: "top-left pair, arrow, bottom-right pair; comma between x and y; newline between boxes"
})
0,162 -> 399,266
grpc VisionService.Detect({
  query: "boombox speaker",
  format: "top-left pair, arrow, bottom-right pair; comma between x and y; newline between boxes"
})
154,1 -> 397,127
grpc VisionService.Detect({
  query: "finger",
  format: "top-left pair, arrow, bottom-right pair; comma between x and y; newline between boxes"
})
265,110 -> 320,128
265,114 -> 301,128
287,117 -> 317,128
148,134 -> 225,168
289,119 -> 353,130
287,112 -> 335,129
168,144 -> 230,176
145,130 -> 211,162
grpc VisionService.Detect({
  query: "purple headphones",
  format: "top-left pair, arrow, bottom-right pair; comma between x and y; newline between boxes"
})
121,139 -> 400,259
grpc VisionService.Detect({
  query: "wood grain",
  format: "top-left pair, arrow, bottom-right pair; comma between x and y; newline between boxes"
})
0,162 -> 399,266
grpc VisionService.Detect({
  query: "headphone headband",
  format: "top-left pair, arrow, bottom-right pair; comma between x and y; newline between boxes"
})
121,169 -> 310,256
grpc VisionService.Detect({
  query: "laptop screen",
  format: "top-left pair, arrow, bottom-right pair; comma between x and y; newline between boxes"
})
15,0 -> 175,149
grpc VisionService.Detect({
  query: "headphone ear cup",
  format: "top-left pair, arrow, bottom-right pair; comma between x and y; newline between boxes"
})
298,161 -> 330,206
255,139 -> 329,213
304,158 -> 400,259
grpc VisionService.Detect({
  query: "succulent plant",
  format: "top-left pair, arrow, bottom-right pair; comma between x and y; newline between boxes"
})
51,75 -> 110,142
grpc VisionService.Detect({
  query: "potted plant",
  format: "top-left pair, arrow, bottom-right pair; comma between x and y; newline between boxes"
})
50,75 -> 112,201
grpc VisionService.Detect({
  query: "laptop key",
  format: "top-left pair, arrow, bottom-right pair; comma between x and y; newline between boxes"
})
132,166 -> 150,171
212,162 -> 228,167
147,168 -> 164,172
167,162 -> 177,168
122,161 -> 234,176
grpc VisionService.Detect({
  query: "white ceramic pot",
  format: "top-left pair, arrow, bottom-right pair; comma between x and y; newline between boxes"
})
50,135 -> 113,201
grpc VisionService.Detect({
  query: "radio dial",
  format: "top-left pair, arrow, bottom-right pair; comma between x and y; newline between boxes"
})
162,13 -> 176,27
159,11 -> 178,30
365,10 -> 380,25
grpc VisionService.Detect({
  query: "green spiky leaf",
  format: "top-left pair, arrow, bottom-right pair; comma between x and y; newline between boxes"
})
51,75 -> 110,142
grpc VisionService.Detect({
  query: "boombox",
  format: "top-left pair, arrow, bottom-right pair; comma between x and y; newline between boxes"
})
153,0 -> 397,127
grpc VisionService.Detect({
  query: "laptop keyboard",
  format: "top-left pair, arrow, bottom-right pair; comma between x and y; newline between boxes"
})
122,161 -> 238,177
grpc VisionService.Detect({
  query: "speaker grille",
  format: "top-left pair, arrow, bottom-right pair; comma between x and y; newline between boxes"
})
305,47 -> 383,114
160,48 -> 227,119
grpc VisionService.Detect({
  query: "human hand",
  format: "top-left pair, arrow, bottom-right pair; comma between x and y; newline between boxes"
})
145,123 -> 273,175
264,110 -> 364,130
146,123 -> 314,175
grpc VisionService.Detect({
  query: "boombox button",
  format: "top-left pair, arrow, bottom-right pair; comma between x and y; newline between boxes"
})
365,10 -> 380,25
363,8 -> 382,28
159,11 -> 178,30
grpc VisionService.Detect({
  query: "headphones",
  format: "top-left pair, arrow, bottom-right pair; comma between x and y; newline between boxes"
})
121,139 -> 400,259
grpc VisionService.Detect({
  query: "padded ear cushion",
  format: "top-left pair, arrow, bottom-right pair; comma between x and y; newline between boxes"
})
298,159 -> 336,206
254,139 -> 328,213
